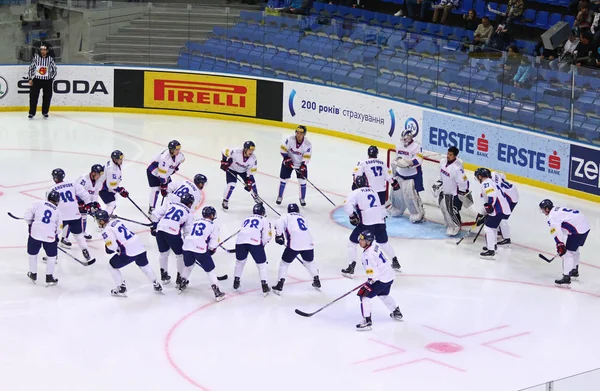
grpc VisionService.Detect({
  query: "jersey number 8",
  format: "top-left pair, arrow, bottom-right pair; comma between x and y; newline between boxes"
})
174,185 -> 189,198
41,210 -> 53,224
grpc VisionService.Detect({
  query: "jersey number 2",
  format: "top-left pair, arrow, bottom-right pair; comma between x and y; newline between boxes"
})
367,194 -> 376,207
117,224 -> 133,240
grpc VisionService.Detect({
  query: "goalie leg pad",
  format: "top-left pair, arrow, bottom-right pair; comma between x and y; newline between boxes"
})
440,194 -> 461,236
387,177 -> 407,217
401,179 -> 425,223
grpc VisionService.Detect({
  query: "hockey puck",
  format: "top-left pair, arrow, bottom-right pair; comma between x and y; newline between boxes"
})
217,274 -> 228,281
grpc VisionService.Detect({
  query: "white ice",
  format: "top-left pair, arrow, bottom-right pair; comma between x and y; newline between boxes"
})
0,112 -> 599,391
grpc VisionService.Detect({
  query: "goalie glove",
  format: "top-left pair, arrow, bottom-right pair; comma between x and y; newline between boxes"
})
431,180 -> 443,198
556,242 -> 567,256
391,179 -> 400,191
349,212 -> 360,226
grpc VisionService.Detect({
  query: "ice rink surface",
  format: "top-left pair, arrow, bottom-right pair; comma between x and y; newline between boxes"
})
0,112 -> 599,391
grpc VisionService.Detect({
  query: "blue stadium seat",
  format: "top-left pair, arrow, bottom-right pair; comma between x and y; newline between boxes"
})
485,2 -> 498,19
535,11 -> 549,29
475,0 -> 485,18
453,0 -> 472,14
563,15 -> 575,27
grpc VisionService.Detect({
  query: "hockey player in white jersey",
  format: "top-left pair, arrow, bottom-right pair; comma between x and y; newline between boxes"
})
277,125 -> 312,207
150,193 -> 195,285
341,176 -> 400,277
65,164 -> 104,241
49,168 -> 98,265
95,210 -> 162,297
474,168 -> 512,260
539,199 -> 591,287
388,129 -> 425,223
147,140 -> 185,213
272,203 -> 321,295
179,206 -> 225,301
168,173 -> 207,212
24,190 -> 63,286
234,203 -> 273,296
99,150 -> 128,215
352,146 -> 399,205
355,230 -> 403,331
432,146 -> 471,236
491,170 -> 518,243
220,141 -> 259,210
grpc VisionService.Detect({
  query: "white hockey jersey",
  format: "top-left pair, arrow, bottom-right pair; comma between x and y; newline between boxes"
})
344,187 -> 385,226
280,135 -> 312,168
395,140 -> 423,177
236,214 -> 272,246
361,242 -> 395,283
182,218 -> 220,254
148,149 -> 185,185
76,173 -> 102,203
546,207 -> 591,243
491,171 -> 519,205
167,180 -> 202,211
102,219 -> 145,257
48,181 -> 91,221
223,147 -> 257,175
439,158 -> 469,196
151,201 -> 194,236
353,159 -> 394,193
275,212 -> 314,251
480,178 -> 511,217
102,160 -> 122,193
24,200 -> 61,243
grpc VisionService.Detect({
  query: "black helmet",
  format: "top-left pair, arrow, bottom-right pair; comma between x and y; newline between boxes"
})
243,141 -> 256,151
202,206 -> 217,220
287,203 -> 299,213
474,167 -> 492,179
111,150 -> 123,161
367,146 -> 378,158
359,230 -> 375,243
539,199 -> 554,211
253,203 -> 266,216
90,164 -> 104,174
168,140 -> 181,151
47,190 -> 60,204
95,209 -> 110,223
194,174 -> 207,186
180,193 -> 194,207
51,168 -> 65,182
355,175 -> 368,188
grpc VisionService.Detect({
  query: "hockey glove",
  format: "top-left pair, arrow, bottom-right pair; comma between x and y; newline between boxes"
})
78,200 -> 86,214
556,242 -> 567,256
160,183 -> 168,197
85,202 -> 101,215
391,179 -> 400,191
105,245 -> 115,255
349,212 -> 360,226
150,223 -> 157,237
275,234 -> 285,245
209,248 -> 217,255
244,177 -> 255,192
220,157 -> 233,172
357,281 -> 373,297
117,188 -> 129,198
484,203 -> 494,214
475,213 -> 486,226
283,157 -> 293,169
297,163 -> 307,179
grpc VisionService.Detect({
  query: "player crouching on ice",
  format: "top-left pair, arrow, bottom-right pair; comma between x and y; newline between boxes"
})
539,199 -> 590,287
355,230 -> 403,331
474,168 -> 511,260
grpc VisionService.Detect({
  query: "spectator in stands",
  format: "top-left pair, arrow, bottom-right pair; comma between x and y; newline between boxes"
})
279,0 -> 313,14
473,16 -> 493,44
549,30 -> 579,72
432,0 -> 460,24
513,55 -> 532,88
575,1 -> 593,28
534,40 -> 557,68
406,0 -> 433,21
462,9 -> 478,31
497,45 -> 520,84
504,0 -> 524,27
591,11 -> 600,44
575,31 -> 598,67
484,23 -> 512,51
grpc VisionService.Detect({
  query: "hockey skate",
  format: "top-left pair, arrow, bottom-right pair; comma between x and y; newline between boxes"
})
299,198 -> 306,207
27,272 -> 37,284
272,278 -> 285,295
261,280 -> 270,296
177,278 -> 189,294
312,276 -> 322,290
356,317 -> 373,331
482,244 -> 498,251
160,269 -> 171,285
233,277 -> 241,292
111,284 -> 127,297
176,272 -> 182,287
60,237 -> 72,248
390,307 -> 404,321
497,238 -> 511,247
82,249 -> 96,266
480,249 -> 495,260
276,197 -> 283,205
341,262 -> 356,279
221,199 -> 229,210
46,274 -> 58,287
391,257 -> 401,272
212,284 -> 225,301
569,265 -> 579,280
153,281 -> 163,294
84,234 -> 92,241
555,275 -> 571,288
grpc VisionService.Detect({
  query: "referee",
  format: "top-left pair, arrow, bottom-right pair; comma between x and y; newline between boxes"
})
28,43 -> 57,119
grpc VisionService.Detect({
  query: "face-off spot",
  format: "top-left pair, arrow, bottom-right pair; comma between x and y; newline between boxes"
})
425,342 -> 464,354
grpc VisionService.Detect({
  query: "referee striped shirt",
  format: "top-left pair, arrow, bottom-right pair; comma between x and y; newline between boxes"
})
28,54 -> 57,80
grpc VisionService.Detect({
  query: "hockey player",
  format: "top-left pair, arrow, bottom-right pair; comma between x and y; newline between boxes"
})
277,125 -> 312,207
49,168 -> 99,265
355,230 -> 403,331
341,176 -> 400,277
272,203 -> 321,295
67,164 -> 104,241
474,168 -> 511,260
491,170 -> 519,243
95,210 -> 162,297
352,146 -> 399,205
147,140 -> 185,213
234,203 -> 273,296
179,206 -> 226,301
220,141 -> 259,210
168,173 -> 207,212
388,129 -> 425,223
539,199 -> 591,287
99,150 -> 128,215
150,193 -> 195,285
432,146 -> 471,236
24,190 -> 62,286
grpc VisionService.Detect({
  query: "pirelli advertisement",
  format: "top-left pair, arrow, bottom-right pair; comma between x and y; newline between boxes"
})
113,69 -> 283,121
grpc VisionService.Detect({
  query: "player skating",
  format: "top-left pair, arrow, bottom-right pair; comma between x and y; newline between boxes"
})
99,150 -> 128,215
220,141 -> 259,210
150,193 -> 195,285
341,176 -> 400,277
179,206 -> 226,301
387,130 -> 425,223
355,230 -> 403,331
272,203 -> 321,295
234,203 -> 273,296
24,190 -> 61,286
147,140 -> 185,214
352,145 -> 399,205
539,199 -> 591,287
277,125 -> 312,207
167,173 -> 207,212
492,171 -> 519,242
95,210 -> 163,297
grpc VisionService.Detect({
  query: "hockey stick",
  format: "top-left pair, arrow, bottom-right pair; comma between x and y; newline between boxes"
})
58,246 -> 95,266
227,169 -> 279,216
296,170 -> 336,207
7,212 -> 24,220
295,283 -> 364,317
126,195 -> 153,223
472,224 -> 484,243
456,221 -> 478,245
112,214 -> 154,227
539,253 -> 556,263
219,244 -> 235,253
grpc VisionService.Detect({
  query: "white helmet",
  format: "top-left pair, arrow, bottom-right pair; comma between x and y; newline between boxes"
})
401,129 -> 414,146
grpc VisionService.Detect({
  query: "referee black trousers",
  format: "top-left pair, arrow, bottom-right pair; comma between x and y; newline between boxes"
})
29,79 -> 53,116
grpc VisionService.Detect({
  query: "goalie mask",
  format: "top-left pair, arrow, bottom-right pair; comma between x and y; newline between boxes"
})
401,129 -> 414,147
